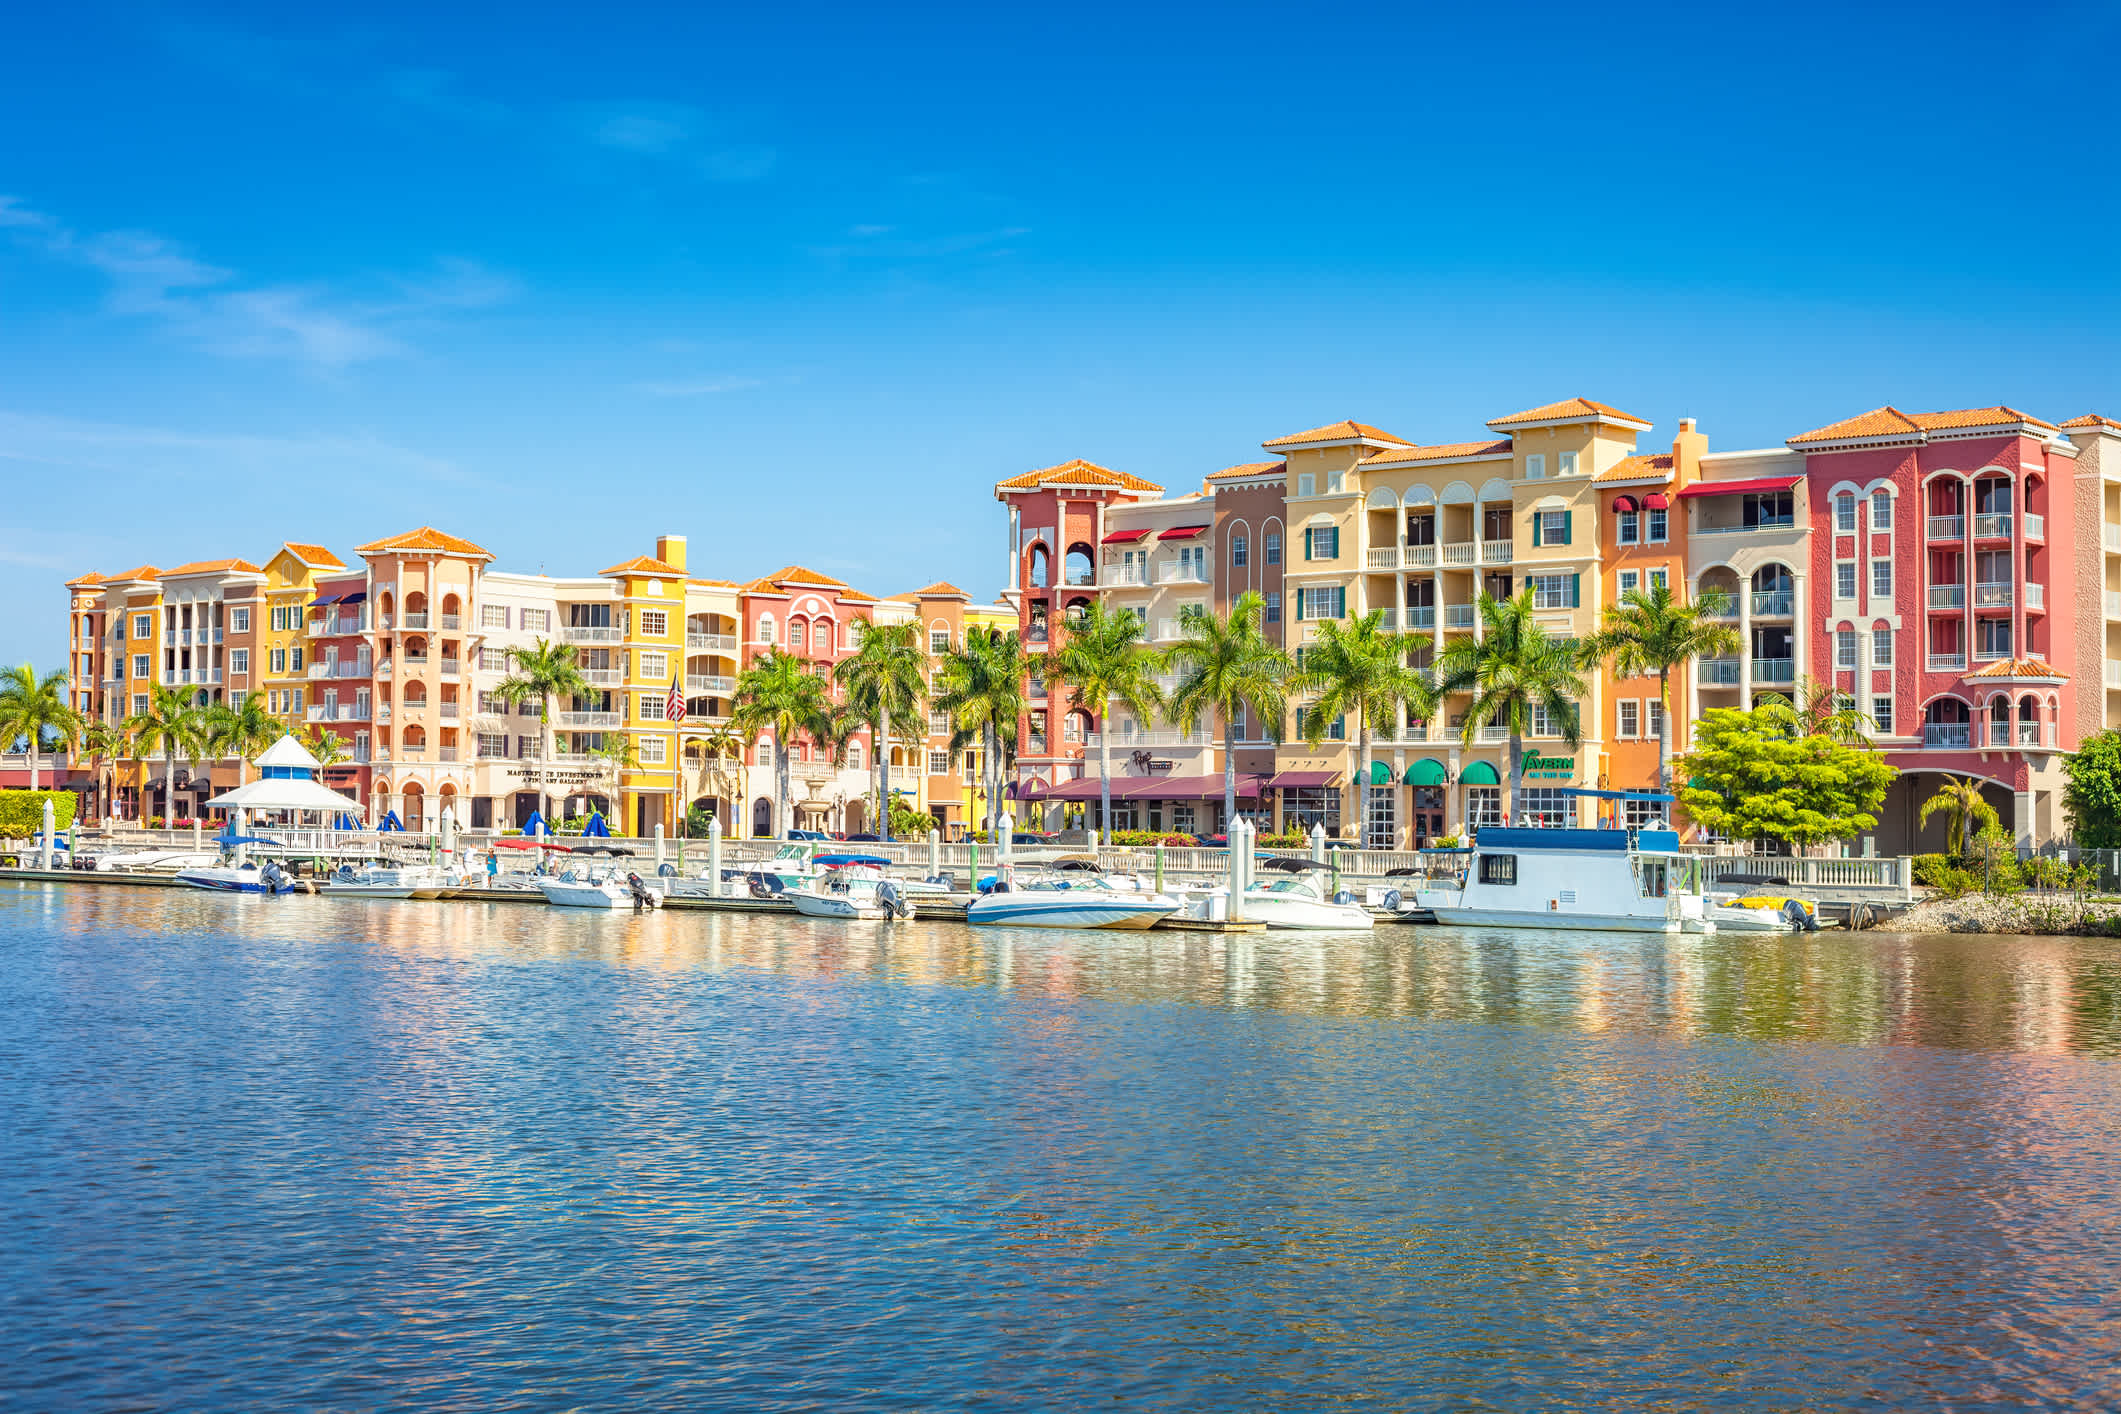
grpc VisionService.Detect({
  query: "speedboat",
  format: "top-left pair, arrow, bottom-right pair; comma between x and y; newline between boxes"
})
318,862 -> 455,900
536,866 -> 661,909
788,863 -> 916,920
1239,860 -> 1374,929
1409,804 -> 1710,934
966,862 -> 1182,930
89,846 -> 219,874
174,858 -> 299,894
693,848 -> 953,900
1706,890 -> 1819,933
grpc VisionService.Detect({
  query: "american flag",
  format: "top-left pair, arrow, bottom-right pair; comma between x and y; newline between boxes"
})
665,674 -> 686,723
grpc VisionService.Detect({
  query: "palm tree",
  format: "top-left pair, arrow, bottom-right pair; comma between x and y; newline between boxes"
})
1434,590 -> 1590,824
1162,592 -> 1293,836
683,717 -> 746,834
1919,775 -> 1999,857
1758,676 -> 1874,744
204,692 -> 287,786
1042,601 -> 1166,842
1291,610 -> 1434,846
302,723 -> 353,768
79,719 -> 127,822
934,626 -> 1029,838
731,649 -> 836,839
1585,582 -> 1740,792
834,621 -> 926,840
125,684 -> 205,824
493,638 -> 591,825
0,663 -> 83,793
586,733 -> 638,828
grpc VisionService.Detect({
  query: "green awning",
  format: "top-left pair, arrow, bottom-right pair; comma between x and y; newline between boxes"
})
1367,760 -> 1393,784
1405,757 -> 1449,786
1460,760 -> 1501,786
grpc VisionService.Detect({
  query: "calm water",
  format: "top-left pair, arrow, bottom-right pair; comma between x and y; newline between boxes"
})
5,887 -> 2121,1411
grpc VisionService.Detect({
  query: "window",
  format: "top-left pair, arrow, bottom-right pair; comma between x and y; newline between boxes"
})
930,628 -> 949,653
1296,586 -> 1345,620
289,689 -> 302,713
133,614 -> 151,638
520,699 -> 539,717
758,614 -> 777,645
228,690 -> 247,709
1304,526 -> 1339,560
230,648 -> 249,674
1297,473 -> 1315,497
1836,563 -> 1856,600
132,653 -> 149,678
1558,451 -> 1578,477
1467,788 -> 1502,829
1619,700 -> 1640,737
1836,629 -> 1857,669
754,739 -> 774,766
230,607 -> 249,633
1619,570 -> 1639,597
640,693 -> 663,719
1284,785 -> 1341,834
477,647 -> 503,671
270,648 -> 287,673
478,733 -> 509,758
1836,493 -> 1857,532
132,693 -> 147,716
1648,699 -> 1664,740
847,743 -> 863,771
1649,568 -> 1668,592
1525,454 -> 1546,480
640,610 -> 668,637
516,735 -> 541,759
1873,697 -> 1894,735
1872,560 -> 1892,598
1521,788 -> 1578,827
1478,853 -> 1518,885
1298,707 -> 1345,740
522,608 -> 551,632
1264,532 -> 1281,565
1617,511 -> 1639,544
290,646 -> 303,671
1533,510 -> 1570,546
1529,573 -> 1577,610
1177,544 -> 1207,579
929,750 -> 951,775
478,690 -> 500,713
483,604 -> 509,628
1647,508 -> 1668,543
1976,617 -> 2012,659
1231,535 -> 1247,567
1326,469 -> 1344,494
1742,491 -> 1795,528
1531,701 -> 1566,737
1624,797 -> 1665,829
1264,591 -> 1281,624
1873,628 -> 1893,666
639,736 -> 666,765
1871,490 -> 1892,530
640,652 -> 667,681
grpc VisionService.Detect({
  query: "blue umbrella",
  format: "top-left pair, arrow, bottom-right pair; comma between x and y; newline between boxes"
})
378,809 -> 405,832
581,810 -> 610,838
331,811 -> 363,831
521,809 -> 545,837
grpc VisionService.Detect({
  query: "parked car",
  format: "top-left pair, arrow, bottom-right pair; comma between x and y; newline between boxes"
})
787,829 -> 832,841
843,833 -> 883,842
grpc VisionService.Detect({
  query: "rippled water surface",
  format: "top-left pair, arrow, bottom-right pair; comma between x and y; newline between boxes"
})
6,884 -> 2121,1411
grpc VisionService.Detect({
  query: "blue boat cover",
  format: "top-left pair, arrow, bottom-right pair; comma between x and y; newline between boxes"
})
1475,826 -> 1629,851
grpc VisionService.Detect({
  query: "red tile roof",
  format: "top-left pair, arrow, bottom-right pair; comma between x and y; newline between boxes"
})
65,571 -> 108,588
1205,459 -> 1286,481
1261,420 -> 1407,449
904,581 -> 970,598
1358,438 -> 1514,466
2062,414 -> 2121,431
165,558 -> 264,576
281,542 -> 346,569
1594,452 -> 1676,484
1487,397 -> 1648,429
108,566 -> 162,582
599,555 -> 688,578
1789,405 -> 2058,446
353,526 -> 494,558
1968,657 -> 2068,681
995,459 -> 1162,493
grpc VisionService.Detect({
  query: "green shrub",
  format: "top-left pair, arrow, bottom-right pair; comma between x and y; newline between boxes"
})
1930,866 -> 1979,899
0,789 -> 77,838
2021,855 -> 2071,891
1911,853 -> 1952,886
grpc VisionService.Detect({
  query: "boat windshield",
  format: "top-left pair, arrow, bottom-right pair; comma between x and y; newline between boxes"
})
1262,878 -> 1315,895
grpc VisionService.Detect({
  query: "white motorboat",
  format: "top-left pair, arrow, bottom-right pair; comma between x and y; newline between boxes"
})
713,847 -> 953,899
967,861 -> 1181,930
1705,890 -> 1819,933
787,863 -> 916,921
1239,861 -> 1375,929
174,858 -> 299,894
1409,795 -> 1710,934
318,862 -> 456,900
88,846 -> 219,874
536,866 -> 661,909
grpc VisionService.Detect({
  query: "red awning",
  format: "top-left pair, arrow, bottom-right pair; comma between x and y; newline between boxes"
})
1268,769 -> 1339,789
1676,475 -> 1802,499
1101,527 -> 1153,543
1644,492 -> 1670,510
1156,524 -> 1211,540
1611,493 -> 1639,513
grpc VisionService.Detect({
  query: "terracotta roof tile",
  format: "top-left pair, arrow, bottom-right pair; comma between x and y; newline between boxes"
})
1487,397 -> 1648,429
1968,656 -> 2068,681
109,566 -> 162,582
165,558 -> 264,576
1790,405 -> 2058,446
905,580 -> 970,598
1357,438 -> 1514,466
1205,459 -> 1286,481
1593,452 -> 1676,484
281,542 -> 346,568
994,458 -> 1163,493
1261,420 -> 1407,449
65,571 -> 108,587
1909,406 -> 2056,432
599,555 -> 688,578
353,526 -> 494,558
2062,414 -> 2121,431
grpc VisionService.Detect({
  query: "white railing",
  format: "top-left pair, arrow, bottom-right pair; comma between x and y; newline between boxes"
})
439,747 -> 458,762
2107,524 -> 2121,554
2025,582 -> 2044,610
1366,547 -> 1401,569
439,703 -> 460,719
1443,605 -> 1475,630
1153,619 -> 1181,641
1406,544 -> 1438,567
377,706 -> 393,723
2107,592 -> 2121,620
1753,658 -> 1796,683
2108,660 -> 2121,689
686,674 -> 734,694
1973,583 -> 2012,608
1929,654 -> 1966,673
1750,591 -> 1793,616
1927,514 -> 1964,540
1698,657 -> 1741,685
375,660 -> 393,677
558,711 -> 621,728
2024,513 -> 2044,541
2018,723 -> 2043,747
1084,731 -> 1202,748
581,668 -> 622,686
1482,539 -> 1512,564
1375,608 -> 1398,629
1929,584 -> 1964,610
1441,541 -> 1477,566
1694,520 -> 1794,536
1479,724 -> 1508,741
561,625 -> 623,643
1100,565 -> 1147,587
1973,512 -> 2012,539
1408,606 -> 1435,629
686,633 -> 737,652
441,614 -> 461,630
1923,723 -> 1972,748
439,659 -> 462,677
402,612 -> 430,629
1156,564 -> 1209,585
307,664 -> 331,679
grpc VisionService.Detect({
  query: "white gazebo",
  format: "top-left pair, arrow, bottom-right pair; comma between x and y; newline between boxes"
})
205,736 -> 363,858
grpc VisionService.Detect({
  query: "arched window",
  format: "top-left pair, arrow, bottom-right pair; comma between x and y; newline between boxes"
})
1028,543 -> 1050,589
1064,543 -> 1095,588
848,742 -> 863,771
2019,694 -> 2041,748
1835,491 -> 1857,533
754,737 -> 773,766
1870,489 -> 1892,530
790,619 -> 808,651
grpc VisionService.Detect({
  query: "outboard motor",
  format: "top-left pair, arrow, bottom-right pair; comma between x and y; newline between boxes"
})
626,871 -> 655,912
259,860 -> 289,894
1332,889 -> 1358,906
876,880 -> 910,920
1382,888 -> 1403,913
748,872 -> 784,899
928,871 -> 955,893
658,862 -> 678,878
1782,898 -> 1818,933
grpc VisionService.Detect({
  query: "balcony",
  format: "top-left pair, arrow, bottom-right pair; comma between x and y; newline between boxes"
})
439,747 -> 459,762
1973,583 -> 2012,609
2019,723 -> 2044,747
1694,518 -> 1794,536
1375,608 -> 1398,629
2024,513 -> 2044,541
1155,564 -> 1209,585
1406,544 -> 1438,568
1928,584 -> 1965,610
686,674 -> 734,694
1367,548 -> 1401,570
2107,592 -> 2121,620
1479,724 -> 1508,742
1973,512 -> 2013,540
2026,583 -> 2045,611
558,711 -> 621,728
1927,515 -> 1965,541
377,706 -> 393,723
1443,605 -> 1476,630
1085,730 -> 1201,748
1441,542 -> 1477,566
1928,653 -> 1967,673
402,654 -> 429,667
1749,590 -> 1793,617
1753,658 -> 1796,684
792,759 -> 837,782
580,668 -> 622,686
441,614 -> 461,630
1704,598 -> 1740,621
1063,570 -> 1097,588
1407,606 -> 1435,630
1482,539 -> 1512,564
686,632 -> 737,653
1027,624 -> 1050,644
2108,524 -> 2121,554
439,703 -> 460,719
401,612 -> 430,630
561,625 -> 623,644
399,744 -> 427,758
1698,656 -> 1741,685
1924,723 -> 1973,749
1100,564 -> 1146,587
307,663 -> 331,679
439,658 -> 461,679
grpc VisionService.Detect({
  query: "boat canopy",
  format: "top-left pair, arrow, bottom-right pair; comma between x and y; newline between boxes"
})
1261,856 -> 1330,871
816,854 -> 890,867
1554,786 -> 1675,802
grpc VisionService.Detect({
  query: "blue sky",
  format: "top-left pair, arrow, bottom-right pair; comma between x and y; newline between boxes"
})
5,0 -> 2118,666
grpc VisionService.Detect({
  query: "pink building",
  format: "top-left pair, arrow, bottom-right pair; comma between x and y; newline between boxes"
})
735,566 -> 880,835
1788,406 -> 2078,849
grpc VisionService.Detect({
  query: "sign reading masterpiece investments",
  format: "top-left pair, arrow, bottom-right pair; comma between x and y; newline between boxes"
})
506,766 -> 603,786
1524,755 -> 1575,779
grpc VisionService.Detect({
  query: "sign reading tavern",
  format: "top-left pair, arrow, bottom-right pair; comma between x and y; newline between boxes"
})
1524,755 -> 1574,779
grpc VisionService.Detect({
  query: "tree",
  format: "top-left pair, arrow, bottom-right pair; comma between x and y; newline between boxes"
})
125,684 -> 205,822
2063,731 -> 2121,848
302,724 -> 353,767
834,620 -> 926,840
1677,704 -> 1895,849
1042,600 -> 1165,842
493,638 -> 591,825
1585,583 -> 1739,791
1919,775 -> 2001,857
1291,609 -> 1433,845
1164,591 -> 1292,837
205,692 -> 286,786
934,626 -> 1029,837
731,649 -> 836,839
79,719 -> 127,822
681,717 -> 746,834
586,733 -> 638,824
0,663 -> 83,793
1434,590 -> 1589,822
1756,675 -> 1874,744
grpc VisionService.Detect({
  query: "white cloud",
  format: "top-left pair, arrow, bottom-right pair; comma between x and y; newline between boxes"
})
581,102 -> 777,181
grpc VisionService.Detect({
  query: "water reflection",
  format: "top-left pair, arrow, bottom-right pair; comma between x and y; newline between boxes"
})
5,884 -> 2120,1410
